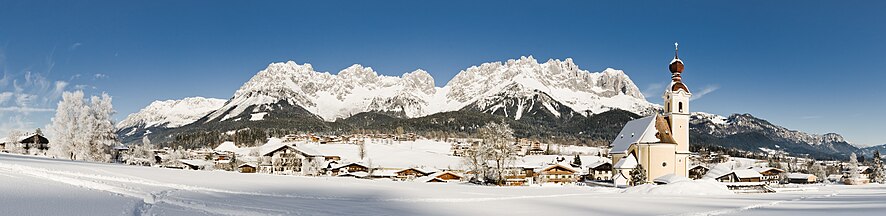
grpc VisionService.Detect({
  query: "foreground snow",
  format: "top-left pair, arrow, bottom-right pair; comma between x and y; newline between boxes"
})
2,154 -> 885,216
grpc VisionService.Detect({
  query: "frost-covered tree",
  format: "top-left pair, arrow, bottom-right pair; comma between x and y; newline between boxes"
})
809,162 -> 826,183
4,130 -> 27,154
358,142 -> 366,160
630,164 -> 647,186
848,152 -> 861,184
871,150 -> 884,184
49,91 -> 118,162
301,157 -> 323,176
125,141 -> 156,166
478,121 -> 515,186
461,142 -> 488,183
84,93 -> 117,162
49,91 -> 86,160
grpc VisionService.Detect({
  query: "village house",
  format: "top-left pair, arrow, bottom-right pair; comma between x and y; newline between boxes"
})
539,163 -> 577,184
587,161 -> 613,181
179,159 -> 213,170
414,171 -> 464,183
238,163 -> 257,173
503,166 -> 537,186
714,169 -> 763,183
395,168 -> 437,180
688,165 -> 709,180
0,132 -> 50,152
330,162 -> 370,176
261,144 -> 329,175
753,167 -> 785,185
787,173 -> 817,184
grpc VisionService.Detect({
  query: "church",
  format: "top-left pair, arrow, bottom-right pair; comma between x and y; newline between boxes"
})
611,43 -> 692,187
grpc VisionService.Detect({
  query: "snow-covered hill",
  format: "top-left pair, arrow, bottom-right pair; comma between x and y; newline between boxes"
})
201,56 -> 654,123
117,97 -> 226,137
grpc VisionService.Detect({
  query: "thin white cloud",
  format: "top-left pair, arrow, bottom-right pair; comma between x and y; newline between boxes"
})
93,73 -> 109,79
74,84 -> 94,90
689,85 -> 720,101
0,92 -> 12,104
69,42 -> 82,51
801,115 -> 823,119
641,82 -> 667,99
0,107 -> 55,112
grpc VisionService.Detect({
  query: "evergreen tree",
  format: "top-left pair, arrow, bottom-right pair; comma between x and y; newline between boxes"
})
871,150 -> 884,184
629,164 -> 647,186
572,154 -> 582,166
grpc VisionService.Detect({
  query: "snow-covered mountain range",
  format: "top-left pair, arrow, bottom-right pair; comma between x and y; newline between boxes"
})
198,56 -> 653,123
117,56 -> 857,159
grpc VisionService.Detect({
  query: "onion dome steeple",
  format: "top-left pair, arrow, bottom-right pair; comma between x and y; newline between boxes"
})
668,42 -> 689,92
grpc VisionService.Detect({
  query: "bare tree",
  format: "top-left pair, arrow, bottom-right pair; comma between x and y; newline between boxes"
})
478,121 -> 515,186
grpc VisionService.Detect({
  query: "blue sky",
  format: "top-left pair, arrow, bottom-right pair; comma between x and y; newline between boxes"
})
1,1 -> 884,146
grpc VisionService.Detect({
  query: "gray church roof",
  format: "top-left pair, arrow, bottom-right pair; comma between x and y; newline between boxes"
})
610,115 -> 661,154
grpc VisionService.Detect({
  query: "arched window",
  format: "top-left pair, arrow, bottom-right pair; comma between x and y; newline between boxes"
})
678,102 -> 684,113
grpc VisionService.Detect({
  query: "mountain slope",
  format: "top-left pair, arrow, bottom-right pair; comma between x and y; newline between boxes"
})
690,112 -> 857,159
116,97 -> 225,143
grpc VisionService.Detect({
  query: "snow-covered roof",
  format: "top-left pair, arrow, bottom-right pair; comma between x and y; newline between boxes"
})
614,154 -> 638,169
787,173 -> 815,180
433,171 -> 463,179
542,163 -> 577,173
413,175 -> 444,183
610,115 -> 660,153
371,170 -> 398,177
731,170 -> 763,179
702,163 -> 741,179
752,167 -> 784,174
689,164 -> 708,170
587,161 -> 611,169
339,171 -> 369,178
653,173 -> 691,184
214,141 -> 238,152
239,162 -> 257,168
334,162 -> 368,170
2,133 -> 49,144
179,159 -> 213,167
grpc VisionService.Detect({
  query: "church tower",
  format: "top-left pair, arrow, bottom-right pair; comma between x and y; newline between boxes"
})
664,42 -> 692,176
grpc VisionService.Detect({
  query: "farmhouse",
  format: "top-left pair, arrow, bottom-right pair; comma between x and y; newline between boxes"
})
753,167 -> 785,185
238,163 -> 257,173
688,165 -> 709,180
786,173 -> 817,184
0,132 -> 50,152
587,161 -> 612,181
714,169 -> 763,183
539,163 -> 577,184
396,168 -> 437,180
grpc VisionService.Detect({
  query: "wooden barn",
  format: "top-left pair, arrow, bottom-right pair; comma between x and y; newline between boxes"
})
238,163 -> 257,173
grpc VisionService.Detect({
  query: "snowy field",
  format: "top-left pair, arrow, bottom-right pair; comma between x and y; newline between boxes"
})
2,154 -> 886,216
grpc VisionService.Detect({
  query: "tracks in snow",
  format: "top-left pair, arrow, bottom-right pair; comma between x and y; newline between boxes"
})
0,163 -> 291,215
676,192 -> 840,216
